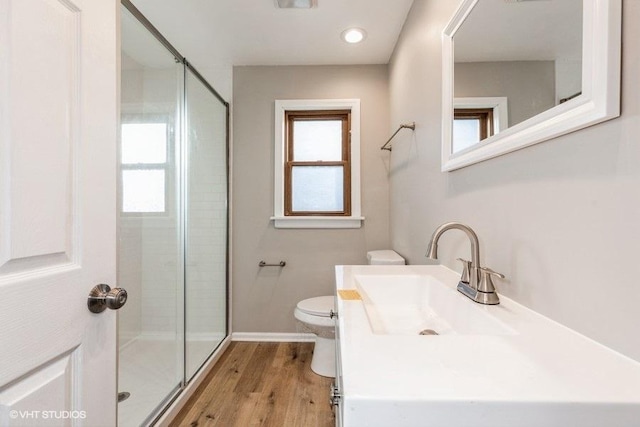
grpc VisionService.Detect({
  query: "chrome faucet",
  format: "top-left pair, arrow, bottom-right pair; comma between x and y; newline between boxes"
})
426,222 -> 503,305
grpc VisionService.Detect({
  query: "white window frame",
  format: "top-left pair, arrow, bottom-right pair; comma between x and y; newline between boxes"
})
454,97 -> 508,135
272,99 -> 364,229
453,97 -> 508,154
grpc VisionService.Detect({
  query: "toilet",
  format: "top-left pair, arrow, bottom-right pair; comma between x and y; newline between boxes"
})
294,250 -> 405,377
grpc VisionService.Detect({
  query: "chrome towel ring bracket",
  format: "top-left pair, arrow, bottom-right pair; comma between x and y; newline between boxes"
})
380,122 -> 416,151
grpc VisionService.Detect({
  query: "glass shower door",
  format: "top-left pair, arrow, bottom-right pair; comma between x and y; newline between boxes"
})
118,2 -> 230,423
118,6 -> 183,426
184,67 -> 229,380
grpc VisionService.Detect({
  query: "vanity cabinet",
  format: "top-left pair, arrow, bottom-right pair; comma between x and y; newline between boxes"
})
332,296 -> 344,427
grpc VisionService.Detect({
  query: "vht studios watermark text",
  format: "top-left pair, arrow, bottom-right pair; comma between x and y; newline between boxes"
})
9,410 -> 86,420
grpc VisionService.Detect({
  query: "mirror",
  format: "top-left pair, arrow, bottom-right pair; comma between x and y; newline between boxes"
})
441,0 -> 621,171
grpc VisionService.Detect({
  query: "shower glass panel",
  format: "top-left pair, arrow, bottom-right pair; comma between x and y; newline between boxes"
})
185,67 -> 228,380
118,1 -> 229,424
118,6 -> 183,426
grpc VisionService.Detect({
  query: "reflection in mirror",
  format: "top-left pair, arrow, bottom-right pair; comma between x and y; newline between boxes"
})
453,97 -> 508,153
441,0 -> 621,171
453,0 -> 582,151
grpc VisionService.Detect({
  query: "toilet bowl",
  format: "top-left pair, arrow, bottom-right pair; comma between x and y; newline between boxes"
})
294,296 -> 336,377
294,250 -> 405,378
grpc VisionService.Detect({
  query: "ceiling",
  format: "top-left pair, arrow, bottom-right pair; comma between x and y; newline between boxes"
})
129,0 -> 415,69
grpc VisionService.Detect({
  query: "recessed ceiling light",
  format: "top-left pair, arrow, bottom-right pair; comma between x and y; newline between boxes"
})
275,0 -> 317,8
341,28 -> 367,44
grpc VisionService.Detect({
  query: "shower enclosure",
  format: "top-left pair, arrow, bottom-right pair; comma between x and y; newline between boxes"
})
118,2 -> 229,425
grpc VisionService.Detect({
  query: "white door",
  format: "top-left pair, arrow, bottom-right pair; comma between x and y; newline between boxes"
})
0,0 -> 119,426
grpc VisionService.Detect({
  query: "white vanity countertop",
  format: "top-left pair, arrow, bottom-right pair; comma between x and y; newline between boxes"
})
335,265 -> 640,427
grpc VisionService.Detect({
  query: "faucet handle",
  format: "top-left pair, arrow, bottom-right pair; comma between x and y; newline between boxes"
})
478,267 -> 505,293
456,258 -> 471,284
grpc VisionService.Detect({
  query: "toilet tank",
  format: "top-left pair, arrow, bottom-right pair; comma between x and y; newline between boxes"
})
366,250 -> 405,265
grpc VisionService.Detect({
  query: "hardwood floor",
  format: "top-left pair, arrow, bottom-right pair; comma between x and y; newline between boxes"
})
170,342 -> 335,427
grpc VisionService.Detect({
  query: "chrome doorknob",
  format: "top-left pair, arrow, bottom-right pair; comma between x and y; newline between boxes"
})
87,284 -> 128,313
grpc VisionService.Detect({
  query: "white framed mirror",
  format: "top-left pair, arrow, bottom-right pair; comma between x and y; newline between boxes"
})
441,0 -> 621,172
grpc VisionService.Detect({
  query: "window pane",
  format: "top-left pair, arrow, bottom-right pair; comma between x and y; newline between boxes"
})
122,169 -> 165,212
122,123 -> 167,164
453,119 -> 480,153
293,120 -> 343,161
291,166 -> 343,212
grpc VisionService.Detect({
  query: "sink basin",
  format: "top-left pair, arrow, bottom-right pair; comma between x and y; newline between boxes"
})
335,265 -> 640,427
355,274 -> 515,336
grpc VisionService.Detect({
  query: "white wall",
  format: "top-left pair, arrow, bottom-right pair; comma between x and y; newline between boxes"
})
389,0 -> 640,362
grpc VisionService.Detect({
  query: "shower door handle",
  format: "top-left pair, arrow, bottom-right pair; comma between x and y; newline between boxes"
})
87,284 -> 128,313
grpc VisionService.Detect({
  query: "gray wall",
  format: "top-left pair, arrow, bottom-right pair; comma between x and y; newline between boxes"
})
455,61 -> 555,127
389,0 -> 640,362
232,65 -> 390,333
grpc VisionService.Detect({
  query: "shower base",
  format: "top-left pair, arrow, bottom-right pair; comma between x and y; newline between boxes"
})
118,335 -> 222,426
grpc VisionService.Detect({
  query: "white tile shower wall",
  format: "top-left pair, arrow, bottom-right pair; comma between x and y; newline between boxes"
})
118,221 -> 180,340
140,224 -> 179,335
120,63 -> 227,341
118,65 -> 145,345
185,74 -> 227,341
118,224 -> 143,345
119,26 -> 231,416
119,64 -> 182,340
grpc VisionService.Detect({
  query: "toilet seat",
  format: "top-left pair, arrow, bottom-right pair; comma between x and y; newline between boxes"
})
296,296 -> 334,317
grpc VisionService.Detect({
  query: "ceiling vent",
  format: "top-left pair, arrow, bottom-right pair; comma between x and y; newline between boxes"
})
275,0 -> 317,8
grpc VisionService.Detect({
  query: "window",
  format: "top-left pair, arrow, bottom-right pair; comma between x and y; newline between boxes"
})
452,97 -> 508,153
120,121 -> 171,214
273,99 -> 363,229
285,110 -> 351,216
453,108 -> 494,152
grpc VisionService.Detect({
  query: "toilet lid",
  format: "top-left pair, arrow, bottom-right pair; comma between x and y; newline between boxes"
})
297,296 -> 334,316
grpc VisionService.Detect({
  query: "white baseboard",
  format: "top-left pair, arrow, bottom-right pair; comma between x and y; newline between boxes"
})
231,332 -> 316,342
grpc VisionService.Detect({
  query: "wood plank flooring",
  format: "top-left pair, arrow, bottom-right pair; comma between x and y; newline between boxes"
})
170,342 -> 335,427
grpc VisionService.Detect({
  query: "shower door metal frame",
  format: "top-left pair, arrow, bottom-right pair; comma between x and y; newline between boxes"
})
182,60 -> 231,386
